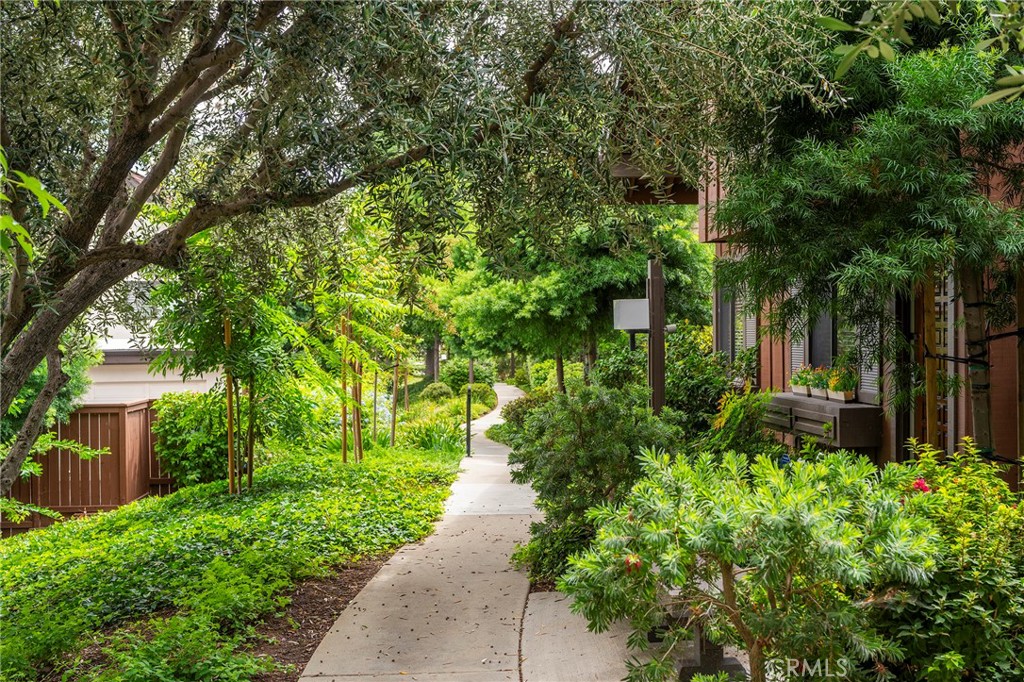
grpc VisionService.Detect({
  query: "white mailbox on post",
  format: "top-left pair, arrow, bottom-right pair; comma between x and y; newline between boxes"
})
613,298 -> 649,332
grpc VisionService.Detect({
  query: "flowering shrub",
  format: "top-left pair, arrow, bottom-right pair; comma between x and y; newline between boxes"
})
870,439 -> 1024,681
561,450 -> 937,682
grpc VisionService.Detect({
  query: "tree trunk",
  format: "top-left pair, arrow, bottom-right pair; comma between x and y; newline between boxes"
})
555,352 -> 565,393
353,359 -> 363,462
425,342 -> 436,381
390,361 -> 400,447
748,643 -> 767,682
959,265 -> 994,452
509,351 -> 516,376
234,376 -> 243,493
433,336 -> 441,380
225,318 -> 235,495
0,350 -> 69,497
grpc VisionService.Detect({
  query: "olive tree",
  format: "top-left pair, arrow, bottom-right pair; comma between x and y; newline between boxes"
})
0,0 -> 833,495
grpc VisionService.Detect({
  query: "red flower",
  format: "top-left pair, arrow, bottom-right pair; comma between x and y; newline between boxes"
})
624,554 -> 642,574
912,477 -> 931,493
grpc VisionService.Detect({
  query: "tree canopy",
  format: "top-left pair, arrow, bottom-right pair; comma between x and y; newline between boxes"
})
1,0 -> 836,492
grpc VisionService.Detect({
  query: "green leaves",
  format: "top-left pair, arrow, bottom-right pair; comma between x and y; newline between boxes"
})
0,445 -> 462,679
817,16 -> 855,32
563,448 -> 939,681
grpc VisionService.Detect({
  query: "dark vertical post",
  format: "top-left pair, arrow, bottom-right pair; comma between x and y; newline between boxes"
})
648,257 -> 666,415
466,357 -> 474,457
629,332 -> 636,352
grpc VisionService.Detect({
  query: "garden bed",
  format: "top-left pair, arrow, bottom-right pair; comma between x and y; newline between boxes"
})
0,446 -> 462,681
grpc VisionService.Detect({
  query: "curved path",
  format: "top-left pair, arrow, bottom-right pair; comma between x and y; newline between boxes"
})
300,383 -> 634,682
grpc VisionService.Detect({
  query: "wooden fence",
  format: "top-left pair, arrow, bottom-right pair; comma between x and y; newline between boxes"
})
2,400 -> 174,536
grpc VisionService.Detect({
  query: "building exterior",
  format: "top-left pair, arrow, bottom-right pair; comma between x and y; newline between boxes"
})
83,323 -> 217,404
697,169 -> 1021,488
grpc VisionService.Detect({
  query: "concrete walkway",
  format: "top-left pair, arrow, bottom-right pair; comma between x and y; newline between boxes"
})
300,383 -> 637,682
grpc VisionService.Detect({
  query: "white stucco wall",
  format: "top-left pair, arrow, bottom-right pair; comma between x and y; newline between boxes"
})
82,363 -> 218,404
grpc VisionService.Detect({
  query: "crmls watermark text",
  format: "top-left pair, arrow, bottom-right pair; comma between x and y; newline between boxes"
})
766,658 -> 851,679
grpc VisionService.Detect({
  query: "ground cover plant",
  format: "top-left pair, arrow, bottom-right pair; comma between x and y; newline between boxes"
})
0,444 -> 463,681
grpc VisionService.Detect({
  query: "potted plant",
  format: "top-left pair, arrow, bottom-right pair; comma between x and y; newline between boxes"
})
809,366 -> 830,399
790,366 -> 812,396
827,365 -> 858,403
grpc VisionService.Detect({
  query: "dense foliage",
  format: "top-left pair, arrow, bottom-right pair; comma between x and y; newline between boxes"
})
438,358 -> 496,393
562,450 -> 938,682
508,386 -> 681,581
151,390 -> 229,486
716,43 -> 1024,446
0,445 -> 462,680
2,0 -> 835,486
871,441 -> 1024,681
419,382 -> 455,402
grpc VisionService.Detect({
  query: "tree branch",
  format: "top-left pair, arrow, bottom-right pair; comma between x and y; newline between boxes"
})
104,1 -> 147,112
0,349 -> 69,497
101,121 -> 188,246
523,2 -> 581,104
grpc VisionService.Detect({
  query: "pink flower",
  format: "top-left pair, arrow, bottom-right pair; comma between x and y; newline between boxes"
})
912,477 -> 931,493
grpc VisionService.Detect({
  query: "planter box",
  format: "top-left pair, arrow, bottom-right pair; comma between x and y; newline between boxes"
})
790,385 -> 810,396
810,387 -> 829,399
764,394 -> 884,450
828,389 -> 856,403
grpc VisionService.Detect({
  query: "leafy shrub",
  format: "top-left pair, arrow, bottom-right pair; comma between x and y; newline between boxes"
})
590,344 -> 645,390
542,361 -> 585,393
562,450 -> 937,682
663,326 -> 736,437
439,357 -> 495,391
697,387 -> 781,457
508,386 -> 681,581
870,439 -> 1024,681
511,366 -> 530,390
400,418 -> 464,453
591,328 -> 740,439
460,382 -> 497,410
529,359 -> 554,389
500,391 -> 554,433
420,381 -> 454,402
267,377 -> 343,452
152,390 -> 228,486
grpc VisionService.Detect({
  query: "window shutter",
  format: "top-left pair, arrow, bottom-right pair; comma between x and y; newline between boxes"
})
858,322 -> 881,397
790,329 -> 806,372
744,312 -> 758,350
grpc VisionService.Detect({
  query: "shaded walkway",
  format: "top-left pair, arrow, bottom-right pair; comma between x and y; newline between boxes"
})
300,383 -> 635,682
